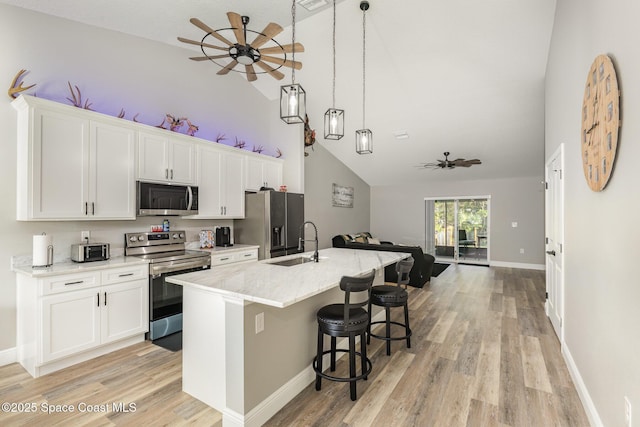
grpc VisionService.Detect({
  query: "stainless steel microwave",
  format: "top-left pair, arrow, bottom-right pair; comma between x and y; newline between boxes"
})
137,181 -> 198,216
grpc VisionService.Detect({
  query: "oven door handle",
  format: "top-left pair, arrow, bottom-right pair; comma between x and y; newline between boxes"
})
150,259 -> 210,277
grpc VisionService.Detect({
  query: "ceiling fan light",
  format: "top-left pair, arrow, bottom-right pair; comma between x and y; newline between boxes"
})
324,108 -> 344,139
280,83 -> 306,124
356,129 -> 372,154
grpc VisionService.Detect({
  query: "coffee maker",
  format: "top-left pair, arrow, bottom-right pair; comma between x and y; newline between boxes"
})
215,226 -> 233,247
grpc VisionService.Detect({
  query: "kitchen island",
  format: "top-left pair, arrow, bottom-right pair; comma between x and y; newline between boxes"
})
167,247 -> 409,427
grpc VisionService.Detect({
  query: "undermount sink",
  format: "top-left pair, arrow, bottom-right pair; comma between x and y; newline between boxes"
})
268,256 -> 315,267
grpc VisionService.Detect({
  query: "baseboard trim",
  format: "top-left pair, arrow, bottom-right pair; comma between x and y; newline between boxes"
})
0,346 -> 17,367
489,261 -> 545,270
238,309 -> 388,426
562,343 -> 603,427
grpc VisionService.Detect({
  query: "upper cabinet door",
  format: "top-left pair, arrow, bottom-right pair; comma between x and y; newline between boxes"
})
137,131 -> 170,182
138,130 -> 196,185
245,156 -> 283,191
89,122 -> 136,219
222,151 -> 245,218
31,108 -> 89,219
168,138 -> 196,185
193,145 -> 223,217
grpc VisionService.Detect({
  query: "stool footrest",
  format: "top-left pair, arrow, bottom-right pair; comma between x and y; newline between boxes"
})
313,349 -> 372,382
369,320 -> 412,341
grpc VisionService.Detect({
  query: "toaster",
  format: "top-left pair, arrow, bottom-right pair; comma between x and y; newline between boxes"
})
71,243 -> 110,262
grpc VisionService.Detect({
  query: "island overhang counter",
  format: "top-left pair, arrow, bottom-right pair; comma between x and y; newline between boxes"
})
167,247 -> 410,427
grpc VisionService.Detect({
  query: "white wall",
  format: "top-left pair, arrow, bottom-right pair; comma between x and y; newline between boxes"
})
545,0 -> 640,425
371,176 -> 545,266
0,5 -> 303,352
304,143 -> 370,249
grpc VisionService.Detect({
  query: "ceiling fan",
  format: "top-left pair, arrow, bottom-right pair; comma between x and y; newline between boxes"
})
178,12 -> 304,82
419,152 -> 482,169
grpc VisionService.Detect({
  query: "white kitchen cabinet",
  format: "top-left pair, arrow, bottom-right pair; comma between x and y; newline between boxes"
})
187,144 -> 244,218
101,280 -> 148,344
211,247 -> 258,266
41,288 -> 101,363
16,262 -> 149,378
138,129 -> 196,185
245,156 -> 283,191
13,95 -> 136,220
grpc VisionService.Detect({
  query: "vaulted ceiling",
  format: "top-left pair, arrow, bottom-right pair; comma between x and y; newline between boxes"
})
1,0 -> 557,186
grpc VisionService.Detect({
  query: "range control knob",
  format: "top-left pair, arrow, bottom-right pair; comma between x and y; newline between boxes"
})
172,233 -> 179,239
137,235 -> 145,241
129,236 -> 137,242
179,232 -> 185,239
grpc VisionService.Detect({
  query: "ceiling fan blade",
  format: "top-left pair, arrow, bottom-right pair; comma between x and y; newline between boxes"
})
190,18 -> 234,46
261,55 -> 302,70
251,22 -> 283,49
245,64 -> 257,82
227,12 -> 245,45
255,61 -> 285,80
259,43 -> 305,54
178,37 -> 228,51
217,60 -> 239,75
189,54 -> 229,61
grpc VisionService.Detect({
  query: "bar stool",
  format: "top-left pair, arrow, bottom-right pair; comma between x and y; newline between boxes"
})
367,256 -> 414,355
313,269 -> 375,401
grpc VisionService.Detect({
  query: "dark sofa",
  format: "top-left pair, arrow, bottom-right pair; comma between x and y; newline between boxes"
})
332,233 -> 435,288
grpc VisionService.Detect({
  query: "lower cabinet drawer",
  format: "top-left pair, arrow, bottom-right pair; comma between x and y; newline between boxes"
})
42,272 -> 100,295
211,249 -> 258,266
101,264 -> 148,285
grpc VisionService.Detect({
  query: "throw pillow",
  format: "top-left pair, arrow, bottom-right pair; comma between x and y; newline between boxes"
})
354,235 -> 367,243
367,237 -> 381,244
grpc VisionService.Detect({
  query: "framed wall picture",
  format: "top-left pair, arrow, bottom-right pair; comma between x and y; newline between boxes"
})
332,184 -> 354,208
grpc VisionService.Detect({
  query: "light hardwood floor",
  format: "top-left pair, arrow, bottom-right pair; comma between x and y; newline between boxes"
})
0,264 -> 590,426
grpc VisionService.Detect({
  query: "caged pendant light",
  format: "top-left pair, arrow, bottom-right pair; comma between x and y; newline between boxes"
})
280,0 -> 306,124
324,0 -> 344,140
355,1 -> 372,154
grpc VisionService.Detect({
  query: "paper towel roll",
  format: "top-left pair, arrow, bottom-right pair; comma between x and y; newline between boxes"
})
33,233 -> 53,267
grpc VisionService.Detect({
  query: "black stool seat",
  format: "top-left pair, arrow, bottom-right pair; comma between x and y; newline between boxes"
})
367,256 -> 415,356
369,285 -> 408,306
313,269 -> 375,401
317,304 -> 369,333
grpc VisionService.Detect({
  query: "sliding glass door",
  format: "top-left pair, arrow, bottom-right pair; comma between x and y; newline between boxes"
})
425,197 -> 490,265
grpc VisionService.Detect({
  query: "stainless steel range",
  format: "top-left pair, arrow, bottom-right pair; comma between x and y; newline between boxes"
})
125,231 -> 211,341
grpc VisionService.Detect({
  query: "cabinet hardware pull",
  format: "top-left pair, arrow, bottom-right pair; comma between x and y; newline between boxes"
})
244,253 -> 251,257
118,273 -> 134,277
104,292 -> 107,305
97,292 -> 100,307
85,202 -> 88,215
65,280 -> 84,286
92,202 -> 95,215
546,250 -> 556,256
221,257 -> 230,261
171,169 -> 174,180
165,169 -> 168,179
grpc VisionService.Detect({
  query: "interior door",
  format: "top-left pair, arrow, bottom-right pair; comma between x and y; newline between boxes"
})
545,144 -> 564,340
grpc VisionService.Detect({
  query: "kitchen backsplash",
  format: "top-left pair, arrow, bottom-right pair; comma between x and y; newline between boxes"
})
12,218 -> 235,266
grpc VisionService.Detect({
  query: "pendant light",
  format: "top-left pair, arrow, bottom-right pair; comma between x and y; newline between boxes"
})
356,1 -> 372,154
280,0 -> 306,124
324,0 -> 344,140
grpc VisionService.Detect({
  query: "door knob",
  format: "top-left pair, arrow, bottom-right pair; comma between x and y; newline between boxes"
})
546,250 -> 556,256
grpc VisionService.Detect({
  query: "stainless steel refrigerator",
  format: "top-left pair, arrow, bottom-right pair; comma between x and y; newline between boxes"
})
235,191 -> 305,259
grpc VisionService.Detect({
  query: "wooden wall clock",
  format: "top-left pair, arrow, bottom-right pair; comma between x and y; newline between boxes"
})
581,54 -> 621,191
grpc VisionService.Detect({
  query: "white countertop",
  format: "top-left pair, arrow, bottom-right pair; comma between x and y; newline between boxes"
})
12,256 -> 149,277
193,244 -> 259,254
167,247 -> 409,308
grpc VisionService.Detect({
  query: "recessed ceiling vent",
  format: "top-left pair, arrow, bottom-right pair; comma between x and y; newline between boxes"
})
297,0 -> 328,11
